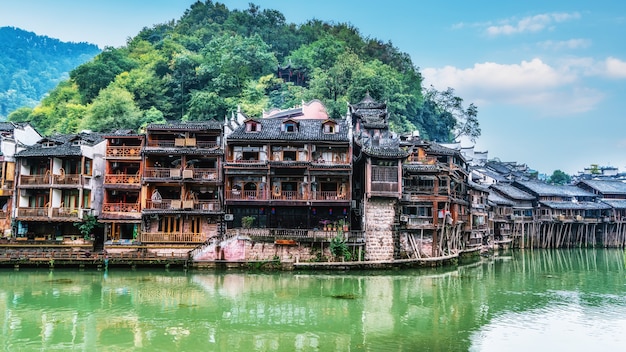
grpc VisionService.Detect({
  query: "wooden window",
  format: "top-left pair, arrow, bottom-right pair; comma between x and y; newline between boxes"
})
158,216 -> 181,233
190,216 -> 201,234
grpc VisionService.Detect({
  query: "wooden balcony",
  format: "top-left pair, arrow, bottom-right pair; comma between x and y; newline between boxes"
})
104,174 -> 141,185
403,216 -> 436,229
17,207 -> 81,220
311,191 -> 348,201
406,156 -> 437,164
102,202 -> 140,213
144,167 -> 181,180
53,174 -> 81,186
138,232 -> 205,243
224,190 -> 349,202
20,174 -> 51,185
226,189 -> 267,200
145,199 -> 182,210
51,207 -> 80,219
270,190 -> 305,201
106,146 -> 141,158
0,186 -> 13,197
187,168 -> 219,182
146,139 -> 218,149
17,207 -> 48,217
144,199 -> 221,212
226,159 -> 267,166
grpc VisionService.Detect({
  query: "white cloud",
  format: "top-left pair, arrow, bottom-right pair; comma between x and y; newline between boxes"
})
486,12 -> 580,36
538,39 -> 591,50
604,57 -> 626,78
422,58 -> 604,116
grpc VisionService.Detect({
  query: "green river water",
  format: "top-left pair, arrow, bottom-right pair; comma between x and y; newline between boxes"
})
1,249 -> 625,352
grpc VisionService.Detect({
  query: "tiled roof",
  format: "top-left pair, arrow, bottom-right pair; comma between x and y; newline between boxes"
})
426,143 -> 458,156
227,118 -> 350,142
601,199 -> 626,209
146,121 -> 222,131
488,192 -> 515,206
515,180 -> 596,198
362,145 -> 409,158
577,180 -> 626,195
540,201 -> 610,210
0,122 -> 15,131
469,181 -> 490,193
16,132 -> 104,158
104,129 -> 142,137
490,183 -> 535,200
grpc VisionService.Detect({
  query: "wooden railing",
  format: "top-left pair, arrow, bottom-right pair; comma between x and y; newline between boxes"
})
106,146 -> 141,158
20,174 -> 51,185
53,174 -> 81,185
144,199 -> 220,212
144,167 -> 180,179
270,190 -> 305,200
102,202 -> 140,213
17,207 -> 48,217
226,190 -> 267,200
146,140 -> 175,148
145,140 -> 218,149
312,191 -> 348,201
227,159 -> 266,164
180,168 -> 219,181
104,174 -> 141,185
145,199 -> 181,210
51,207 -> 80,219
224,190 -> 349,201
138,232 -> 204,243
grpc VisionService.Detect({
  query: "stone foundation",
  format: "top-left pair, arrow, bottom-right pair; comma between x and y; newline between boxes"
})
364,198 -> 397,261
193,237 -> 331,262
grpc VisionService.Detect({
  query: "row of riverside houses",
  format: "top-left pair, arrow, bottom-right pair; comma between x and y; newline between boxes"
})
3,95 -> 626,266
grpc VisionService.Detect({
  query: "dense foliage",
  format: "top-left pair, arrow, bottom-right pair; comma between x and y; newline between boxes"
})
8,1 -> 479,142
0,27 -> 100,119
547,169 -> 571,185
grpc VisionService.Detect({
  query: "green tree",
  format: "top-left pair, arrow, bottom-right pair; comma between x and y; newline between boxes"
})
70,47 -> 137,104
548,170 -> 571,185
83,85 -> 142,132
421,86 -> 481,142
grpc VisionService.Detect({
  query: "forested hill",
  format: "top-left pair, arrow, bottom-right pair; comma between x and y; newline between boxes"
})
0,26 -> 101,119
8,1 -> 479,143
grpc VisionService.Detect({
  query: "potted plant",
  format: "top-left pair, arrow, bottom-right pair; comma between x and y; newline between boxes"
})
241,216 -> 255,229
73,214 -> 101,241
330,234 -> 351,262
338,218 -> 349,232
319,219 -> 332,231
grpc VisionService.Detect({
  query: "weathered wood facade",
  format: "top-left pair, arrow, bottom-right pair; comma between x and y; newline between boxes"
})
13,133 -> 105,241
137,122 -> 224,255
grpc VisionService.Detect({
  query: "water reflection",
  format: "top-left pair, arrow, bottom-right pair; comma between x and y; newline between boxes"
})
0,249 -> 624,351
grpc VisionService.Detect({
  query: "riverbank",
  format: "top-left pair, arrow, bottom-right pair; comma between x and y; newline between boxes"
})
0,245 -> 473,271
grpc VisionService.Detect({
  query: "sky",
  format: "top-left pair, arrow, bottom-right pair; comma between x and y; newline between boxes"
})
2,0 -> 626,176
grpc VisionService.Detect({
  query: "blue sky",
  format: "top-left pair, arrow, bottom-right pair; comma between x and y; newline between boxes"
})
1,0 -> 625,175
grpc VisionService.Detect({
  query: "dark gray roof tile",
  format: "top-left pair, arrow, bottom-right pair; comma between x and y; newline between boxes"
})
227,118 -> 350,142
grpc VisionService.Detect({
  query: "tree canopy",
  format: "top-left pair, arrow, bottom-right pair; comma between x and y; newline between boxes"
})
0,26 -> 100,119
548,170 -> 571,185
7,1 -> 479,142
